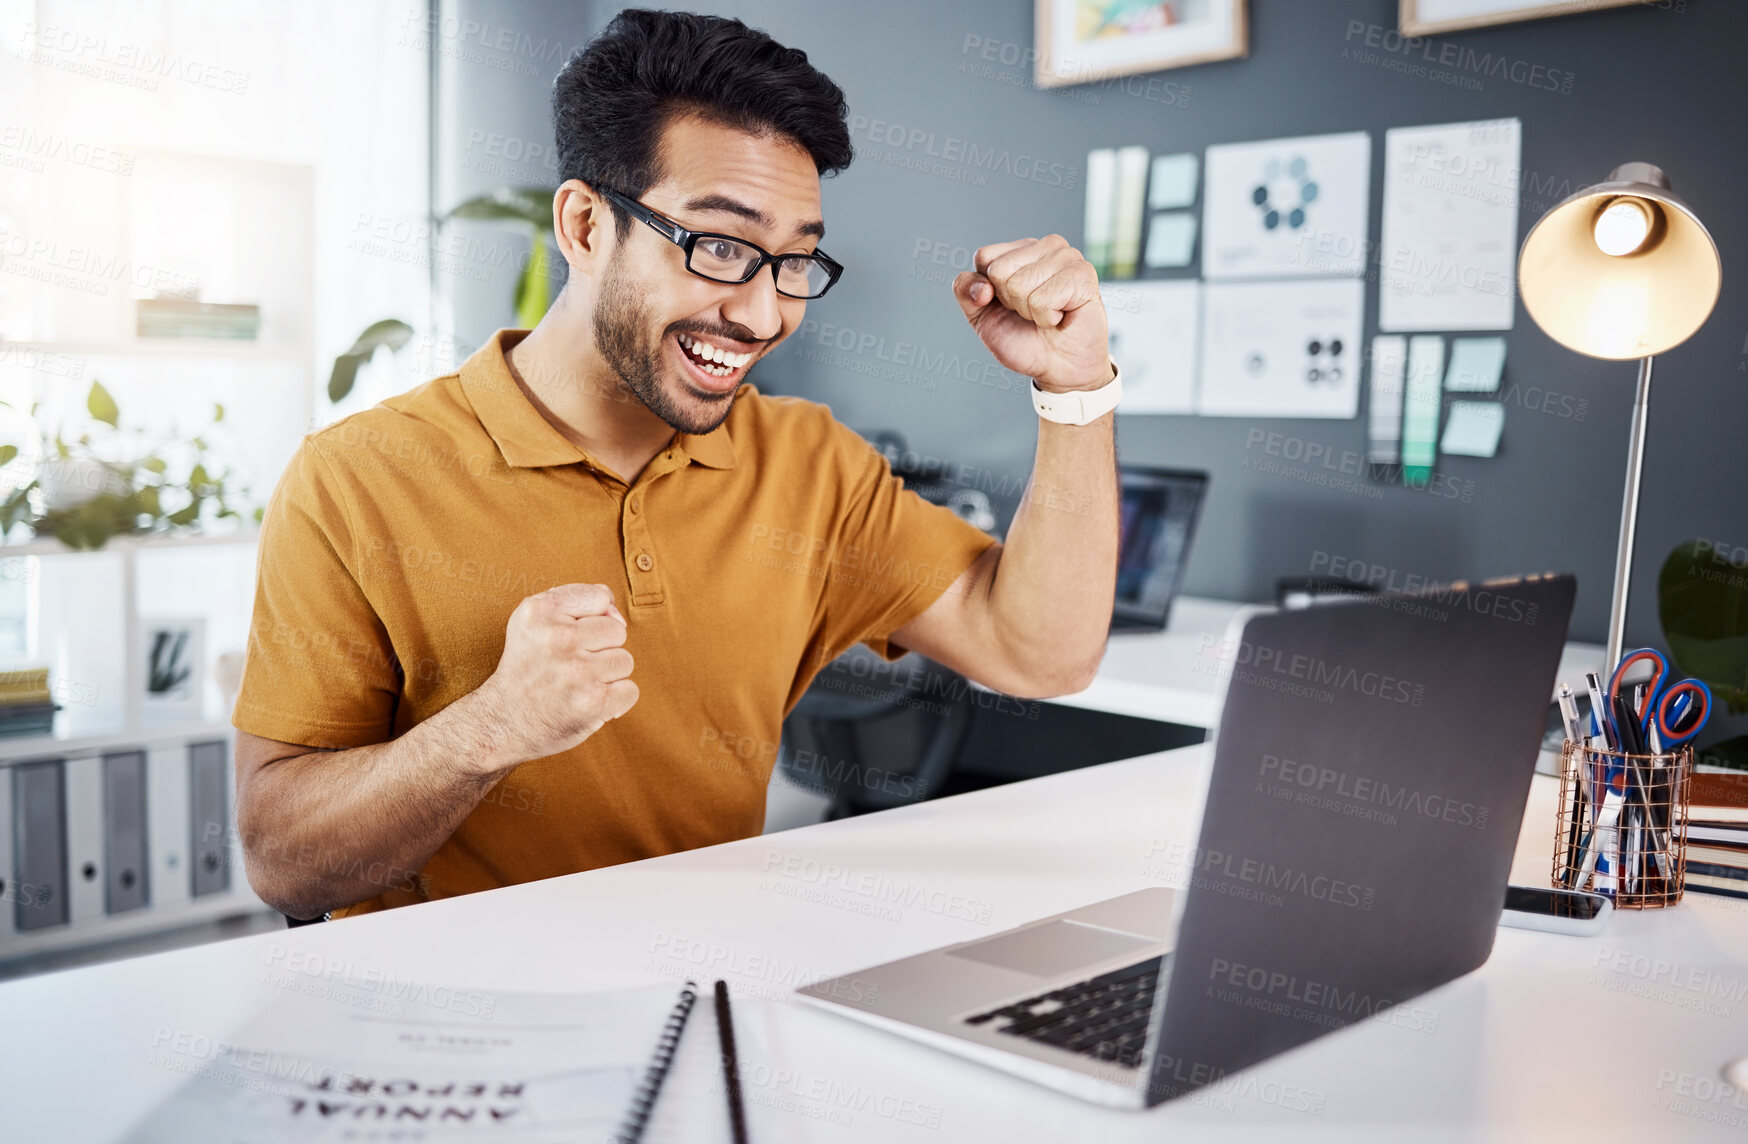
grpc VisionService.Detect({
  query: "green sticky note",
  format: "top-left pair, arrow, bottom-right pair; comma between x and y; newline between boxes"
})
1402,335 -> 1444,485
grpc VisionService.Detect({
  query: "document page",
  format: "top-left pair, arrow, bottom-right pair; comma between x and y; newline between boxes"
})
124,982 -> 693,1142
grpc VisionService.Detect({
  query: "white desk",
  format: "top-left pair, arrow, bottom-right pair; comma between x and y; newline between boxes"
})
5,746 -> 1746,1142
1059,595 -> 1608,728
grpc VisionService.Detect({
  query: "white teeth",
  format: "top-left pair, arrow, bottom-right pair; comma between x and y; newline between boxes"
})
678,333 -> 751,372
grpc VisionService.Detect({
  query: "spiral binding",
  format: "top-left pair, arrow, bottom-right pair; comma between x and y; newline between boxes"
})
614,981 -> 700,1143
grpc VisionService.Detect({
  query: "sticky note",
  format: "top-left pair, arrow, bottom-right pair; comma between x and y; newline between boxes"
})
1111,146 -> 1149,278
1441,401 -> 1505,457
1148,153 -> 1199,209
1402,335 -> 1445,482
1445,336 -> 1507,393
1368,335 -> 1407,465
1143,213 -> 1197,269
1085,149 -> 1117,275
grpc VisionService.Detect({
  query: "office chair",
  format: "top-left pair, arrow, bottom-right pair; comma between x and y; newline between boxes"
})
778,643 -> 977,819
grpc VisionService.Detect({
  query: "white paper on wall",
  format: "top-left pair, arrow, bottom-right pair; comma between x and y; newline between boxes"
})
1378,119 -> 1521,331
1102,279 -> 1201,414
1196,279 -> 1365,419
1203,131 -> 1372,280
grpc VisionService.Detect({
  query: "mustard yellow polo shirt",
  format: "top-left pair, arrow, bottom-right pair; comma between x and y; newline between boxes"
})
233,329 -> 997,918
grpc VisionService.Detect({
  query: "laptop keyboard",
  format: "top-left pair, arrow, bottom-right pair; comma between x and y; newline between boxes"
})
963,955 -> 1165,1068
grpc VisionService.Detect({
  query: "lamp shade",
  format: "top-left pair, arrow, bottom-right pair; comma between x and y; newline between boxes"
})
1518,163 -> 1721,360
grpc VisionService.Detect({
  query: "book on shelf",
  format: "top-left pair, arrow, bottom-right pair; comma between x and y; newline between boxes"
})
0,665 -> 49,697
1686,859 -> 1748,901
1690,770 -> 1748,819
0,702 -> 56,737
1688,823 -> 1748,848
136,299 -> 261,340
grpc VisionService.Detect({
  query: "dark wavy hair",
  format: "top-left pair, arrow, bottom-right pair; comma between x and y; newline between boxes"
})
552,9 -> 853,238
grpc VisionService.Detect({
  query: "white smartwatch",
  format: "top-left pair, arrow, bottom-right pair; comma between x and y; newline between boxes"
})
1030,359 -> 1122,426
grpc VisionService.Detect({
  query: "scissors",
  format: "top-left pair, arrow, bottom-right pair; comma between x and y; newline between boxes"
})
1651,678 -> 1711,747
1606,646 -> 1711,747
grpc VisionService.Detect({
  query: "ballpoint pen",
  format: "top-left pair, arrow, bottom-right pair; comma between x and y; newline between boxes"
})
715,980 -> 749,1144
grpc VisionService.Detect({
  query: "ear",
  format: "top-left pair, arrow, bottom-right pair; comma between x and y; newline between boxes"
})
553,179 -> 610,274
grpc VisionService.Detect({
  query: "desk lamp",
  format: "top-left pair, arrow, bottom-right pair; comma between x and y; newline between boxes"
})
1518,162 -> 1722,667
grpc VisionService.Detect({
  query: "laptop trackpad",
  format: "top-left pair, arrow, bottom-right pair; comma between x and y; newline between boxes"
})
946,920 -> 1154,978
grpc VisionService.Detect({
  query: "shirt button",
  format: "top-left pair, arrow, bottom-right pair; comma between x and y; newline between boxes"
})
628,496 -> 640,515
635,552 -> 654,572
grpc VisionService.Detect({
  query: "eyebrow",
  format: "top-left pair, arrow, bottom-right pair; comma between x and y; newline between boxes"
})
682,193 -> 825,241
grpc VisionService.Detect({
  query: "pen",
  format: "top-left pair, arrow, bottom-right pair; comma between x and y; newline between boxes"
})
715,980 -> 750,1144
1558,683 -> 1584,744
1585,672 -> 1616,751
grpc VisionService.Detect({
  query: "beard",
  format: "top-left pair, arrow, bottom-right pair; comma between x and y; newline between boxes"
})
591,259 -> 740,435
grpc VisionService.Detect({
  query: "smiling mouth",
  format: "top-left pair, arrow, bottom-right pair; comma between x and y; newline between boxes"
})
676,331 -> 755,381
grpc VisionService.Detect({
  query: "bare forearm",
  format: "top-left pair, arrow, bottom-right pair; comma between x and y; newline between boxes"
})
989,412 -> 1120,690
238,689 -> 517,918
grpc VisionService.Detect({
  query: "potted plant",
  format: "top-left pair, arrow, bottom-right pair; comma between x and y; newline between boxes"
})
0,380 -> 256,551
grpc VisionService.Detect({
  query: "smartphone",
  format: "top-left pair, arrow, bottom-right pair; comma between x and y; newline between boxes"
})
1499,885 -> 1610,936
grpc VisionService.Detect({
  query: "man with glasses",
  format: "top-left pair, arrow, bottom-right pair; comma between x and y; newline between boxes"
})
232,9 -> 1123,922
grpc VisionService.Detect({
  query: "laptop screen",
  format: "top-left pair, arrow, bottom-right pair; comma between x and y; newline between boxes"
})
1114,467 -> 1208,629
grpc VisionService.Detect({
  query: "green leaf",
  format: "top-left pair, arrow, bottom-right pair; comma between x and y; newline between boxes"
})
328,353 -> 365,405
213,402 -> 225,423
0,445 -> 15,467
87,380 -> 120,427
515,233 -> 551,329
189,463 -> 210,490
1660,539 -> 1748,715
329,318 -> 416,404
141,456 -> 167,474
0,484 -> 36,533
168,500 -> 201,526
348,318 -> 415,356
444,187 -> 555,229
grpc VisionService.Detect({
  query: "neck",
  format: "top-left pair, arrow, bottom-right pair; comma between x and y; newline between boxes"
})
504,298 -> 676,484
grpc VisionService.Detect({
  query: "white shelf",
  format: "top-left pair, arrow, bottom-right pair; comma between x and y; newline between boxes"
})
0,339 -> 309,361
0,720 -> 234,765
0,528 -> 259,559
0,887 -> 272,966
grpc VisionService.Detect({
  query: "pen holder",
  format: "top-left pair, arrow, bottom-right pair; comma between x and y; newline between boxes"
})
1552,739 -> 1691,909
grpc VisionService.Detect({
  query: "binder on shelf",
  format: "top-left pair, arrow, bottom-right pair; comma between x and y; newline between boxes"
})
103,751 -> 149,914
13,760 -> 68,931
189,741 -> 230,897
146,746 -> 192,907
64,755 -> 106,924
0,766 -> 14,937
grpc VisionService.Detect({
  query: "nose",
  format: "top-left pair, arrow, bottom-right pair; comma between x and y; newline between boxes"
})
720,268 -> 785,343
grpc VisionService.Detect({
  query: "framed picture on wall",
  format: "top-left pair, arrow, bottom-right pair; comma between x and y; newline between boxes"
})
1400,0 -> 1646,36
1035,0 -> 1247,88
141,617 -> 206,724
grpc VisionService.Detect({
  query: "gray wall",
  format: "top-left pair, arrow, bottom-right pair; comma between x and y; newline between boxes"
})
438,0 -> 1747,651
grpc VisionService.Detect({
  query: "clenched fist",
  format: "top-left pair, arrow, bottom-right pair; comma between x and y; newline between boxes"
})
467,582 -> 638,771
952,234 -> 1111,393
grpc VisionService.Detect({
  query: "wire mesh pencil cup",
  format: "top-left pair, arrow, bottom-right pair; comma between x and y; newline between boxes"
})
1552,738 -> 1690,908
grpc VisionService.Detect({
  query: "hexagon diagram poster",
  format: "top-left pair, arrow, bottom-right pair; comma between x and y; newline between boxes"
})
1202,131 -> 1373,280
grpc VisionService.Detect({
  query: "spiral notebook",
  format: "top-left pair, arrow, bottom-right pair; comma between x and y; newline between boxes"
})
121,979 -> 751,1143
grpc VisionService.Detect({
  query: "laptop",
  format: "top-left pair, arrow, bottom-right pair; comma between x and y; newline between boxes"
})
1111,466 -> 1208,633
797,573 -> 1576,1108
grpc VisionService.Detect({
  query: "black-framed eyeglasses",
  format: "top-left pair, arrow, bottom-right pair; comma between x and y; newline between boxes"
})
597,185 -> 844,300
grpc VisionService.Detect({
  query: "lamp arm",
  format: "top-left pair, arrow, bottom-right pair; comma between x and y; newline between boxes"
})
1606,355 -> 1655,669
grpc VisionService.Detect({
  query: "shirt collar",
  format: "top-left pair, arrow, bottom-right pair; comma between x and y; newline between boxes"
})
460,329 -> 738,472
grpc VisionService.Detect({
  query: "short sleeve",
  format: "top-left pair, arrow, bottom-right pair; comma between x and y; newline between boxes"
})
815,422 -> 999,663
232,439 -> 400,749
